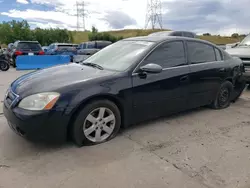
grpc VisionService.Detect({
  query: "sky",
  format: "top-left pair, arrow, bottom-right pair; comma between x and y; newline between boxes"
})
0,0 -> 249,36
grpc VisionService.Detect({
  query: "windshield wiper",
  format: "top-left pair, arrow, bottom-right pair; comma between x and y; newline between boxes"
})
81,62 -> 104,70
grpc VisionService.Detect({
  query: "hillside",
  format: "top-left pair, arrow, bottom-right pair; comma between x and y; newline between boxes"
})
70,29 -> 243,45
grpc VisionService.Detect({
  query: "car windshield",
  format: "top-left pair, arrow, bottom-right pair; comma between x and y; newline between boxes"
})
239,35 -> 250,46
17,42 -> 42,51
82,40 -> 155,71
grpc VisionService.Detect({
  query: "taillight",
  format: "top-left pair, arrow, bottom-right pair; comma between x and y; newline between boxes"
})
38,51 -> 45,55
15,51 -> 23,56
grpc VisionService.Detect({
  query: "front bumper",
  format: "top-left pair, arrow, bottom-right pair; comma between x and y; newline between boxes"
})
3,102 -> 70,143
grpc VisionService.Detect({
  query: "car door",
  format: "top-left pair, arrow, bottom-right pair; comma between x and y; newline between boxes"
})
186,40 -> 227,108
132,40 -> 190,122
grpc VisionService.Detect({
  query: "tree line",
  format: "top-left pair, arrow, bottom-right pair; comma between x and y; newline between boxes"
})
203,32 -> 247,38
0,20 -> 73,46
0,20 -> 124,46
88,26 -> 124,43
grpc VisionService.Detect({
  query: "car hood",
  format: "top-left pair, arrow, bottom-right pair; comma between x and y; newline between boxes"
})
225,47 -> 250,57
11,63 -> 116,96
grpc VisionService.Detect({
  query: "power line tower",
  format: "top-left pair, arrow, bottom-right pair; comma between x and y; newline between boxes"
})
76,1 -> 86,31
145,0 -> 163,30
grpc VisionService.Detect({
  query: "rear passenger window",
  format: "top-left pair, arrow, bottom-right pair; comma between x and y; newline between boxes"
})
187,41 -> 216,64
144,41 -> 186,68
214,48 -> 223,61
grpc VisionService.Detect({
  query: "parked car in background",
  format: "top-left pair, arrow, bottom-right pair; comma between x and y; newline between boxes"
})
42,46 -> 49,52
226,42 -> 240,49
9,41 -> 44,67
148,31 -> 197,38
77,40 -> 112,56
217,44 -> 226,50
3,36 -> 245,146
225,34 -> 250,83
46,43 -> 77,62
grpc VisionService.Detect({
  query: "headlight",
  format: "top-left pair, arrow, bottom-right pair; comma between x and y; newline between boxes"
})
18,92 -> 60,111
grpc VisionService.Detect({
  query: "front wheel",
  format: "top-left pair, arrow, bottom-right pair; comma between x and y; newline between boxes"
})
71,100 -> 121,147
0,61 -> 10,71
210,81 -> 233,109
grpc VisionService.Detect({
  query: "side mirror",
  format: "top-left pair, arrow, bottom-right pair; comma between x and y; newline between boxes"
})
140,63 -> 163,74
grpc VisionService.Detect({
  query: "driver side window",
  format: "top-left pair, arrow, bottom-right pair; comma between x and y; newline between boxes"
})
143,41 -> 186,69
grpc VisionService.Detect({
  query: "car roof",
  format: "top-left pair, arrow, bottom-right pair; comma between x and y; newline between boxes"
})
52,43 -> 75,45
123,36 -> 216,46
16,41 -> 39,43
149,30 -> 196,35
80,40 -> 112,44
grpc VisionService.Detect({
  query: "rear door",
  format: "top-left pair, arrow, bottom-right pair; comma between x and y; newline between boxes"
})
186,40 -> 227,108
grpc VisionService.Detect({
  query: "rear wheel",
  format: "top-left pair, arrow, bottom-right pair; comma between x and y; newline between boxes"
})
210,81 -> 233,109
71,100 -> 121,147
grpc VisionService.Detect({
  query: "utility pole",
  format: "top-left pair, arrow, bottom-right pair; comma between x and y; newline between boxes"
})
76,1 -> 86,31
145,0 -> 163,30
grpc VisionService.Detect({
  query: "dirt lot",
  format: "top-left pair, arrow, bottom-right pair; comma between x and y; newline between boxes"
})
1,69 -> 250,188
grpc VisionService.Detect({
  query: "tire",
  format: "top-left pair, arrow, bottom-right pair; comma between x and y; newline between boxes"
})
0,61 -> 9,71
210,81 -> 233,109
71,100 -> 121,147
231,80 -> 246,102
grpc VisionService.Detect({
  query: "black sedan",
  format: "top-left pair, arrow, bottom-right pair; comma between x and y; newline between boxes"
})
3,36 -> 245,146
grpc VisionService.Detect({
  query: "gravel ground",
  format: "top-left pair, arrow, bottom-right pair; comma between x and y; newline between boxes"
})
0,68 -> 250,188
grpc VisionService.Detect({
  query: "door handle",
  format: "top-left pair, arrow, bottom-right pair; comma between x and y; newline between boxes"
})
180,75 -> 189,82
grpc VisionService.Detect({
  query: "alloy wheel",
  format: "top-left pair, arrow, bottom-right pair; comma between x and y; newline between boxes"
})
218,88 -> 229,106
83,107 -> 116,143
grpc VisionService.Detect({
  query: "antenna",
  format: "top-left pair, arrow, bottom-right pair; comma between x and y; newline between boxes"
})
76,1 -> 87,31
145,0 -> 163,30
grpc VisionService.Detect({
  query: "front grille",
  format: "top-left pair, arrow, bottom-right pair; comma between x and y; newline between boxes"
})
5,88 -> 19,108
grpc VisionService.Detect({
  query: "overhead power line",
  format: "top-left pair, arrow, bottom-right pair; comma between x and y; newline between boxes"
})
145,0 -> 163,30
76,1 -> 87,31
